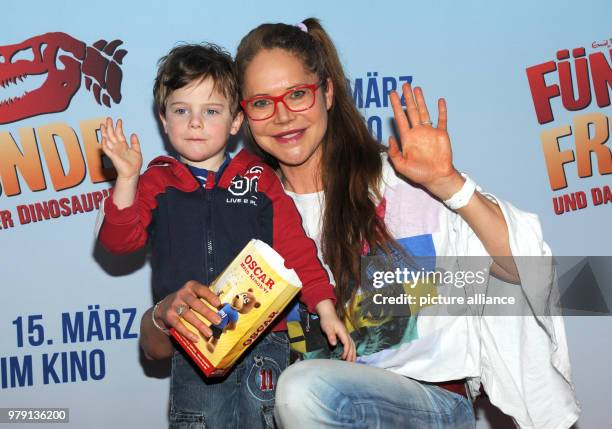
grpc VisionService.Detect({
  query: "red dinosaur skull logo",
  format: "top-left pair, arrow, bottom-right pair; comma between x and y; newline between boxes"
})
0,32 -> 127,125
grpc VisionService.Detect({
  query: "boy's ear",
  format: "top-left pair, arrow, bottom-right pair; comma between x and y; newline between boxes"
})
158,111 -> 168,133
230,110 -> 244,136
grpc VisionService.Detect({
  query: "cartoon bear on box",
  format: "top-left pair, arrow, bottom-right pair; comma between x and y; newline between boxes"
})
207,288 -> 261,353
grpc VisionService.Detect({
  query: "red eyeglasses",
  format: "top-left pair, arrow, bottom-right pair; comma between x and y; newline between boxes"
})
240,82 -> 323,121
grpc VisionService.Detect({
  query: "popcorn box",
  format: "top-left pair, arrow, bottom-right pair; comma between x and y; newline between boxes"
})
170,239 -> 301,377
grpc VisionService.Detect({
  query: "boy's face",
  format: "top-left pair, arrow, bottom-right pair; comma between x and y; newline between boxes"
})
160,77 -> 243,170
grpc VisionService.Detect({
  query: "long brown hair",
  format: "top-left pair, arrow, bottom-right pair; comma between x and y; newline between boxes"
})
236,18 -> 396,318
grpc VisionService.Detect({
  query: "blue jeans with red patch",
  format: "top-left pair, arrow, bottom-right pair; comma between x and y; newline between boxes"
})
275,359 -> 475,429
169,331 -> 289,429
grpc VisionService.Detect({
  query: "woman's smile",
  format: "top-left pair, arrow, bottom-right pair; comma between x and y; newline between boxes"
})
273,128 -> 306,144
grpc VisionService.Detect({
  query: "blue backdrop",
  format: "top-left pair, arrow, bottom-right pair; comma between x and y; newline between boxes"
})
2,1 -> 610,427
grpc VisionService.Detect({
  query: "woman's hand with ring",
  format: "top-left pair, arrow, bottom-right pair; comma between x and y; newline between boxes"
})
156,281 -> 222,342
388,84 -> 464,200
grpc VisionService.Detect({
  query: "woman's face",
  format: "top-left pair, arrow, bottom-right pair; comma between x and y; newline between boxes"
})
242,48 -> 333,170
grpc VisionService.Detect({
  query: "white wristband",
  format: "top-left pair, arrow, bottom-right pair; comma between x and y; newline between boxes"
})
152,300 -> 170,335
443,173 -> 476,210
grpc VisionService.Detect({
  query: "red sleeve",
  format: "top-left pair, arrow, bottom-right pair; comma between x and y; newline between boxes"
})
258,168 -> 336,313
97,186 -> 154,254
98,157 -> 198,254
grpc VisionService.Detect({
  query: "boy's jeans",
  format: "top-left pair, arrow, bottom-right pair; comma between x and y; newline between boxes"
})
274,359 -> 476,429
169,331 -> 289,429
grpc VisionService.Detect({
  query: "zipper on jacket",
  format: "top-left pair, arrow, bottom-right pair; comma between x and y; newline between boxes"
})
205,183 -> 215,284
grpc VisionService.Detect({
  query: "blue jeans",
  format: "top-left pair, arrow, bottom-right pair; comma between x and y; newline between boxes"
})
169,331 -> 290,429
275,359 -> 475,429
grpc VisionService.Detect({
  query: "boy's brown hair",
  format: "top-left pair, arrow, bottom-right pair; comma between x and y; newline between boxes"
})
153,43 -> 239,116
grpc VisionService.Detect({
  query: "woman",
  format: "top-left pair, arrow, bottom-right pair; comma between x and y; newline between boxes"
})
233,18 -> 579,429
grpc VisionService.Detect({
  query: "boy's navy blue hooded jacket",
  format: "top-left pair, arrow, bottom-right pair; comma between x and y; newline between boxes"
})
98,149 -> 335,330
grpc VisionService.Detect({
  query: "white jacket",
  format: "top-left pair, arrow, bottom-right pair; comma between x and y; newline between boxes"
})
288,158 -> 579,429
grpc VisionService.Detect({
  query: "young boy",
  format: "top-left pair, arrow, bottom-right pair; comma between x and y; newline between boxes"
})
96,43 -> 354,428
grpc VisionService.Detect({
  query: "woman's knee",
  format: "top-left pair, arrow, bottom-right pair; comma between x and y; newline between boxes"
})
276,360 -> 321,402
274,361 -> 320,426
